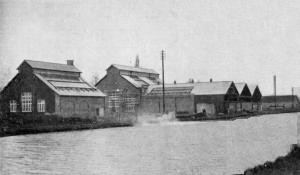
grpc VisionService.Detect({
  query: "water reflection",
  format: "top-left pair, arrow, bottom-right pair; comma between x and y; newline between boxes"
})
0,113 -> 298,175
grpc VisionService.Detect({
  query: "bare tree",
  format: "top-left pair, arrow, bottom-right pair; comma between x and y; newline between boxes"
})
91,72 -> 100,86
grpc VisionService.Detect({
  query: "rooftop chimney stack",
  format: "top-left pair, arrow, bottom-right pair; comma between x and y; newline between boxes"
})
210,78 -> 213,82
135,55 -> 140,68
67,60 -> 74,66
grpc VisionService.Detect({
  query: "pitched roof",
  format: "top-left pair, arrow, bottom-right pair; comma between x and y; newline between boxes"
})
19,60 -> 81,73
235,83 -> 247,94
146,81 -> 234,96
147,83 -> 194,96
248,84 -> 259,95
262,95 -> 299,103
109,64 -> 159,75
34,73 -> 105,97
191,81 -> 234,95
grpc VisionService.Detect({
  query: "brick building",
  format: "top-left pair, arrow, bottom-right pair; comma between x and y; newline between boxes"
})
95,64 -> 160,113
0,60 -> 105,118
142,81 -> 239,116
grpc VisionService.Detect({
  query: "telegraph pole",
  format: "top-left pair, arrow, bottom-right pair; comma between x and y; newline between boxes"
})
274,75 -> 277,109
292,87 -> 294,109
162,50 -> 166,114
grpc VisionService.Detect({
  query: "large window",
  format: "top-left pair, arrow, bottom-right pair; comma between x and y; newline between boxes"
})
21,92 -> 32,112
9,100 -> 17,113
37,99 -> 45,112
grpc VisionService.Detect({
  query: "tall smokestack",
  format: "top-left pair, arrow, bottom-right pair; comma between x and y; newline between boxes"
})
274,75 -> 277,108
135,55 -> 140,68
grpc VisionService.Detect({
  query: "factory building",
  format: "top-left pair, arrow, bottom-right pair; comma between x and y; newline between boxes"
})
1,60 -> 105,118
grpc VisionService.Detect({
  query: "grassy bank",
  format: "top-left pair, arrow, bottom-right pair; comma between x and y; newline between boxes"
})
244,144 -> 300,175
0,114 -> 134,137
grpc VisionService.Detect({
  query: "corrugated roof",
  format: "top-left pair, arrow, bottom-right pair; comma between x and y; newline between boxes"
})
148,86 -> 193,96
21,60 -> 81,73
110,64 -> 158,75
34,73 -> 105,97
235,83 -> 247,95
262,95 -> 299,103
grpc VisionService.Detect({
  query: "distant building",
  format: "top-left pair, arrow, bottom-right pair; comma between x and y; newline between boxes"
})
262,95 -> 299,110
142,81 -> 239,116
0,60 -> 105,118
235,83 -> 252,111
95,64 -> 160,113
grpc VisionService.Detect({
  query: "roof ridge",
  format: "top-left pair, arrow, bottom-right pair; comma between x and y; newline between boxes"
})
25,59 -> 72,66
112,64 -> 156,70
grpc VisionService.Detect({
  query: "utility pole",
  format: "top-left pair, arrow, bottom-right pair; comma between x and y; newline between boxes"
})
274,75 -> 277,109
292,87 -> 294,109
162,50 -> 165,114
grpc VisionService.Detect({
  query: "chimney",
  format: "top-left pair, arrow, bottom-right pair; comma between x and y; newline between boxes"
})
135,55 -> 140,68
67,60 -> 74,66
174,80 -> 176,84
210,78 -> 213,82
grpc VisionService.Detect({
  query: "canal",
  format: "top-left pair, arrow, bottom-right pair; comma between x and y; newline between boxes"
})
0,113 -> 299,175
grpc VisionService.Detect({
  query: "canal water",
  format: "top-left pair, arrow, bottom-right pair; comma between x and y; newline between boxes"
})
0,113 -> 299,175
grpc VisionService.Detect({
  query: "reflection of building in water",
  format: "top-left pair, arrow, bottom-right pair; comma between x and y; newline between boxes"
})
1,60 -> 105,118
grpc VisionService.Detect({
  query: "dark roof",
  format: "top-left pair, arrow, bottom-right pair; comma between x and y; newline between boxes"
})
109,64 -> 159,75
262,95 -> 299,103
19,60 -> 81,73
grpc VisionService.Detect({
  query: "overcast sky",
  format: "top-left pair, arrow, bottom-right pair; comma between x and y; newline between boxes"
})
1,0 -> 300,95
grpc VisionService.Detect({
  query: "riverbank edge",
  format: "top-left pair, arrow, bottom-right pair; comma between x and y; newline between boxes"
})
0,121 -> 133,138
176,110 -> 300,122
243,144 -> 300,174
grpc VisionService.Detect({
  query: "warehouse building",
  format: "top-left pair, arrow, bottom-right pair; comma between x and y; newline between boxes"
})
142,81 -> 239,116
235,82 -> 252,111
0,60 -> 105,118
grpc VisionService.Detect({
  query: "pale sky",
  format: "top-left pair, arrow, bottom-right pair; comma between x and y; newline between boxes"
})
1,0 -> 300,95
